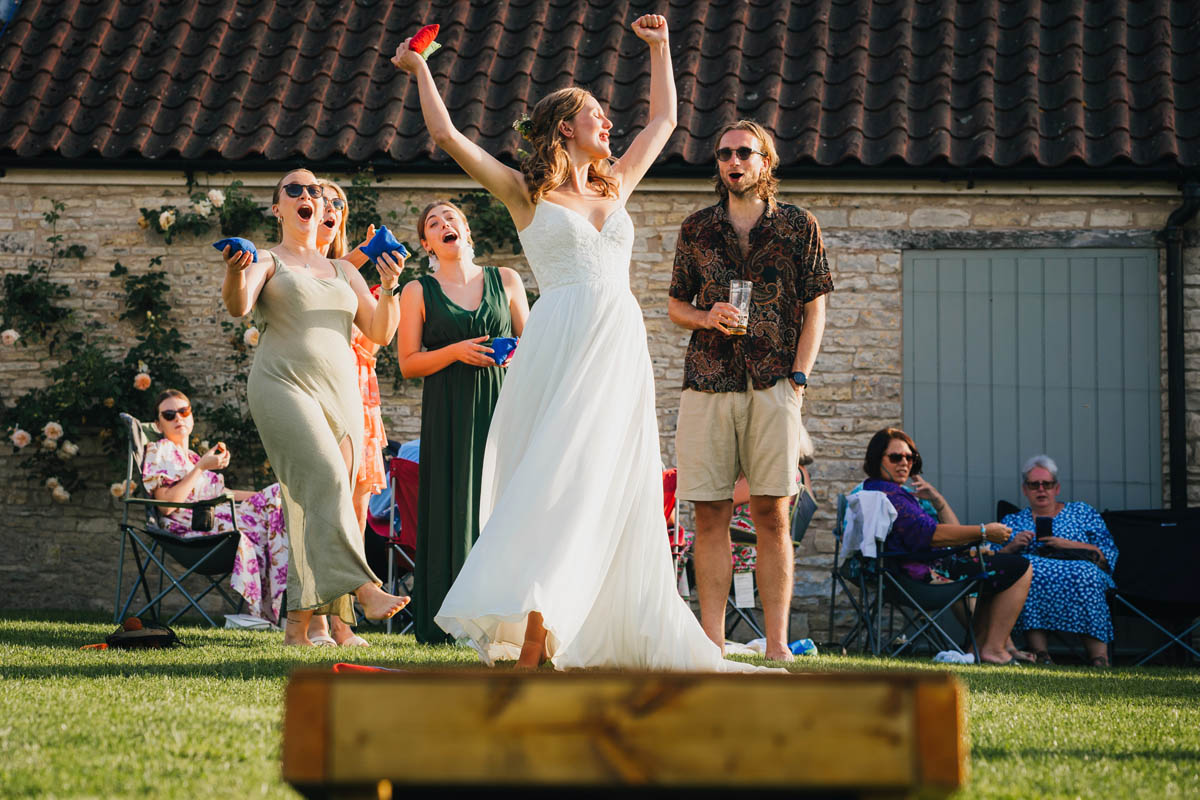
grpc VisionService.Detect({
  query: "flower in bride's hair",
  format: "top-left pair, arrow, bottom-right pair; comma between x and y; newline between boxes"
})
512,115 -> 533,140
159,209 -> 176,231
243,326 -> 260,347
207,188 -> 226,208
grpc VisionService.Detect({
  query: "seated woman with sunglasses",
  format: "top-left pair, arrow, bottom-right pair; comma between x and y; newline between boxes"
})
999,455 -> 1118,666
220,169 -> 409,646
862,428 -> 1032,665
142,389 -> 289,624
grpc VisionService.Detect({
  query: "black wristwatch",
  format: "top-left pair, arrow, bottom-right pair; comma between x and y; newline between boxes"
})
389,283 -> 402,296
790,371 -> 808,387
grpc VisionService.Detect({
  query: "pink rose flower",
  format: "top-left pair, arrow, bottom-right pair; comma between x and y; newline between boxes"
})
10,428 -> 31,448
133,372 -> 152,391
42,421 -> 64,441
1,329 -> 19,346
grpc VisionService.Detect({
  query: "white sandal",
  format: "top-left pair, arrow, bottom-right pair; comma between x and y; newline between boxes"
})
308,633 -> 337,647
337,634 -> 370,647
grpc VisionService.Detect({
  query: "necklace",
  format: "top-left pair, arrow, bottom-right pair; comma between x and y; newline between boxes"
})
279,245 -> 317,270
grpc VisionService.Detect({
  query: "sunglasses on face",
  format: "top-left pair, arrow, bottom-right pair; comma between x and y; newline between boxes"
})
716,147 -> 766,162
326,197 -> 345,211
886,453 -> 915,464
159,406 -> 192,422
1024,480 -> 1058,490
282,183 -> 325,200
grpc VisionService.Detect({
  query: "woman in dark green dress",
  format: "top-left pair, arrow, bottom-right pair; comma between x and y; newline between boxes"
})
395,200 -> 530,643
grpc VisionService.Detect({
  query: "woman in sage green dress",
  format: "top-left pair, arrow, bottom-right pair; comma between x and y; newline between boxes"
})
395,200 -> 529,644
220,168 -> 410,646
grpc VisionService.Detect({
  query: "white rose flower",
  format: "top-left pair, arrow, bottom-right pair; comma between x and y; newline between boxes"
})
207,188 -> 226,208
42,421 -> 64,441
41,437 -> 58,451
243,326 -> 260,347
45,477 -> 61,490
1,329 -> 19,346
159,209 -> 176,230
10,428 -> 31,448
61,440 -> 79,457
195,199 -> 214,216
51,486 -> 71,503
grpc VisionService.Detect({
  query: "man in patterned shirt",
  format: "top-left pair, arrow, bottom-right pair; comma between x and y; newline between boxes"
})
668,119 -> 833,661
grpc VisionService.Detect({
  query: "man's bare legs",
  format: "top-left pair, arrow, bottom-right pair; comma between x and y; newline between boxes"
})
516,611 -> 549,670
748,494 -> 795,661
692,499 -> 734,652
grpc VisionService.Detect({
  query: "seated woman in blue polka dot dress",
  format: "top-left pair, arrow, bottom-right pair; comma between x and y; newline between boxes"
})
1000,455 -> 1119,667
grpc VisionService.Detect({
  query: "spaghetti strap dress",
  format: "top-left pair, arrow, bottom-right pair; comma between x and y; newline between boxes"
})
413,266 -> 510,643
247,252 -> 379,624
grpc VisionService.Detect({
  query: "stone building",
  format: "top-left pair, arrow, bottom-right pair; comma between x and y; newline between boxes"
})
1,2 -> 1197,642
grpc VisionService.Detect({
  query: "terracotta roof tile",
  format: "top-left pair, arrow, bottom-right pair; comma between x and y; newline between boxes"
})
0,0 -> 1197,171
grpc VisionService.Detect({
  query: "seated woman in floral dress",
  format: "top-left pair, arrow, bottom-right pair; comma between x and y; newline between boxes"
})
142,388 -> 288,624
1000,454 -> 1118,666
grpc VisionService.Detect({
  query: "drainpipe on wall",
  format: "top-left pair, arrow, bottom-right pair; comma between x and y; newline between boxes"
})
1160,182 -> 1200,510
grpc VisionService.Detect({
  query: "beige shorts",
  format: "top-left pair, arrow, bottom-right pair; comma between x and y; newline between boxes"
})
675,378 -> 809,501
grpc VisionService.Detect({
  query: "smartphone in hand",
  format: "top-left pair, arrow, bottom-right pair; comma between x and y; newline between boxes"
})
1034,516 -> 1053,540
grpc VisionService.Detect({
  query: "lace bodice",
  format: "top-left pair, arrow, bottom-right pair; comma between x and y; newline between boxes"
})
517,201 -> 634,292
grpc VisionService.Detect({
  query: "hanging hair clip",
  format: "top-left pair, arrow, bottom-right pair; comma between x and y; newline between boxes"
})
512,115 -> 534,140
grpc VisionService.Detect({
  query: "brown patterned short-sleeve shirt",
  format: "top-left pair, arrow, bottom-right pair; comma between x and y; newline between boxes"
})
669,201 -> 834,392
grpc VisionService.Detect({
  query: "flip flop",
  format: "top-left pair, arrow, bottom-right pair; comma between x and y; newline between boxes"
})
337,635 -> 370,647
308,633 -> 337,647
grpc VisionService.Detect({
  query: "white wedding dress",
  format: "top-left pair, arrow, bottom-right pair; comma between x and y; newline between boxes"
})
435,200 -> 770,672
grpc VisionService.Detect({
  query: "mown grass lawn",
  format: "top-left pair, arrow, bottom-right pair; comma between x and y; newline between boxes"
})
1,610 -> 1197,799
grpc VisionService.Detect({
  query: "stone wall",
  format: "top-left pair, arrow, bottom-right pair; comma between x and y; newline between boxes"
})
0,170 -> 1191,642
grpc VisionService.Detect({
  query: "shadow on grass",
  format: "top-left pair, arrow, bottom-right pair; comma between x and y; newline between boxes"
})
975,746 -> 1200,762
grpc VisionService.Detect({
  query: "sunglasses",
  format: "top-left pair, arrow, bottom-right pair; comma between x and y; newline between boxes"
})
159,406 -> 192,422
326,197 -> 345,211
886,453 -> 915,464
716,147 -> 766,162
282,183 -> 325,200
1024,480 -> 1058,490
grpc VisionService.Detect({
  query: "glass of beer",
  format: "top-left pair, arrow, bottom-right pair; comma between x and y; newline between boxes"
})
729,280 -> 751,335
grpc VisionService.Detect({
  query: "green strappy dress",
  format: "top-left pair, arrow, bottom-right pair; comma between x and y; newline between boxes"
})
414,266 -> 511,643
248,253 -> 378,624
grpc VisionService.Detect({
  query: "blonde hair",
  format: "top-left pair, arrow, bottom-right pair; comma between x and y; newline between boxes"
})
519,87 -> 618,205
317,179 -> 349,258
713,120 -> 780,209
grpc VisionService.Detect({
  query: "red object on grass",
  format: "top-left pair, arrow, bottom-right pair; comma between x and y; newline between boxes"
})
332,662 -> 401,674
409,24 -> 441,60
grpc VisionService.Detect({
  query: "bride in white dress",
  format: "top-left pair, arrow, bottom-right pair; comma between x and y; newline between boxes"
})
393,16 -> 772,672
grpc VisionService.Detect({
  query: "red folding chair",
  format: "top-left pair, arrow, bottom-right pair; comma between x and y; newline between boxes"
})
663,468 -> 692,596
365,455 -> 418,633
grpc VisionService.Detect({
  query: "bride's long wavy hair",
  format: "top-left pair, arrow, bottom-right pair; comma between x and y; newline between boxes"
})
518,87 -> 618,205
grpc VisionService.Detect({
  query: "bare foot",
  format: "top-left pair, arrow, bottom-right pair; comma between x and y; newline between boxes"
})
515,641 -> 546,670
307,614 -> 334,644
764,648 -> 796,662
331,615 -> 368,646
979,648 -> 1015,664
355,583 -> 410,621
284,612 -> 316,646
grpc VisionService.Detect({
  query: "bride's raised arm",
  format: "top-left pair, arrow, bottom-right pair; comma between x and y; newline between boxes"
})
612,14 -> 677,198
392,37 -> 533,224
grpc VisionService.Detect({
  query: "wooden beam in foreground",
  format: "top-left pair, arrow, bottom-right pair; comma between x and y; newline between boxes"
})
283,669 -> 967,799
